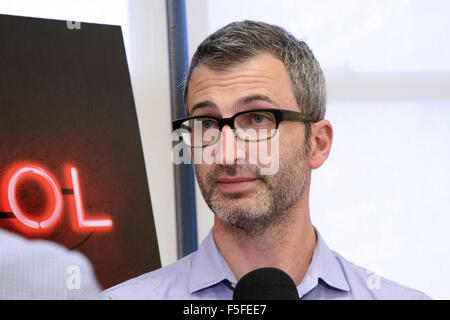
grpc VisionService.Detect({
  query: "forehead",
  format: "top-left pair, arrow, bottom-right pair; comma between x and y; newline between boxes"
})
186,54 -> 297,115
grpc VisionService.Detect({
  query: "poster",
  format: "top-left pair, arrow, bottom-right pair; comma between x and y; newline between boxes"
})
0,14 -> 161,289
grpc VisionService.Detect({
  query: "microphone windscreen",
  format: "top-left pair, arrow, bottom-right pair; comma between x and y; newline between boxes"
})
232,267 -> 300,300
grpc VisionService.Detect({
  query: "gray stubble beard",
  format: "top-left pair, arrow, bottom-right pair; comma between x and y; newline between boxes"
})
197,143 -> 310,237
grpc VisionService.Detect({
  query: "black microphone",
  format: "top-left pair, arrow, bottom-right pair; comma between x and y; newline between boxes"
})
232,267 -> 300,300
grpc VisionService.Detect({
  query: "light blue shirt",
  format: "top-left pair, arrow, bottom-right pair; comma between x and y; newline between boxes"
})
0,229 -> 100,299
101,228 -> 431,300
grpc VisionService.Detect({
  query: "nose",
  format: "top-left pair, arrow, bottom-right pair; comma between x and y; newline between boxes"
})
215,125 -> 245,165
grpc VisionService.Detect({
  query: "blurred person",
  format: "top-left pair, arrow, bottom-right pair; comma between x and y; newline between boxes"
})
0,228 -> 100,299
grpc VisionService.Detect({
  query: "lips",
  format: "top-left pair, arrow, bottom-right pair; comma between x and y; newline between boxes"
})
216,177 -> 259,193
217,177 -> 257,183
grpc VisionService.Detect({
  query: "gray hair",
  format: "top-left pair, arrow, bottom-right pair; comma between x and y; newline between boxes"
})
183,20 -> 327,123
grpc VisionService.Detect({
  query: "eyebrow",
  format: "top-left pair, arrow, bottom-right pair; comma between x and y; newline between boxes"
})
188,94 -> 279,116
189,101 -> 217,116
237,94 -> 279,107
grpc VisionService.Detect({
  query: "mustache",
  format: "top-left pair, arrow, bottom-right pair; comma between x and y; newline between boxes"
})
208,164 -> 263,184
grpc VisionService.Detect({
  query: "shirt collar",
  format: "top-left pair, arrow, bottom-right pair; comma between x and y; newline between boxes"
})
189,230 -> 237,293
298,228 -> 350,295
188,227 -> 350,294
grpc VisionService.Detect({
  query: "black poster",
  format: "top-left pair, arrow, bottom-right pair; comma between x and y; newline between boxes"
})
0,14 -> 161,289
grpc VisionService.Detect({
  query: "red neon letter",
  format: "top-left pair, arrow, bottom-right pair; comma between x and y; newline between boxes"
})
70,167 -> 113,228
7,167 -> 63,229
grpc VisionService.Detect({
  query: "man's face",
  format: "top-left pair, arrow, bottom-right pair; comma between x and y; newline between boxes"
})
186,54 -> 311,235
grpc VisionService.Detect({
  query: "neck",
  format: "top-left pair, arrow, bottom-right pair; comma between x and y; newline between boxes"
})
212,190 -> 317,286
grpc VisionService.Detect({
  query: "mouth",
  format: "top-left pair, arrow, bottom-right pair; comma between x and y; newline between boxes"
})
216,177 -> 260,193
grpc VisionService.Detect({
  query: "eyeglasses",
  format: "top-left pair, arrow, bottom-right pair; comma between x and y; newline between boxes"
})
172,108 -> 316,148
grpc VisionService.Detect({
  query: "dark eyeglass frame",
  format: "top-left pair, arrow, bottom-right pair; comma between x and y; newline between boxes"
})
172,108 -> 317,147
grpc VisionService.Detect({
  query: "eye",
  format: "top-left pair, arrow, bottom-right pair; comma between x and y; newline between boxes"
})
202,119 -> 214,129
250,112 -> 273,125
252,114 -> 268,123
192,118 -> 217,131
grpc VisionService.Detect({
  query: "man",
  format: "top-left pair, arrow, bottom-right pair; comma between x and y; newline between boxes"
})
102,20 -> 430,299
0,228 -> 100,299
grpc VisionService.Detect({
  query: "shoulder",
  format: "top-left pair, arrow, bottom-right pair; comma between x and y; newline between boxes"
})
101,252 -> 195,300
331,250 -> 431,300
1,229 -> 83,263
0,229 -> 100,299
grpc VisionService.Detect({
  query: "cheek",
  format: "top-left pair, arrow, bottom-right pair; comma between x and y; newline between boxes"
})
279,125 -> 308,155
192,145 -> 219,166
281,123 -> 304,141
193,163 -> 205,179
193,163 -> 214,185
276,130 -> 310,173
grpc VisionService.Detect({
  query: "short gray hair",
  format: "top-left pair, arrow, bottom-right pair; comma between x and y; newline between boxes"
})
183,20 -> 327,122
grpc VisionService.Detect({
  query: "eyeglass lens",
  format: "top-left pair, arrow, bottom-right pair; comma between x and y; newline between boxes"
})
181,111 -> 278,147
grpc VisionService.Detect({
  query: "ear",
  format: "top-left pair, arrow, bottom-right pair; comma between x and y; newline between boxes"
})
308,120 -> 333,170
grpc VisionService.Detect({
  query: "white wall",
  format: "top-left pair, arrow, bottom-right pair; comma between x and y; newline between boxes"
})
125,0 -> 177,268
186,0 -> 450,299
